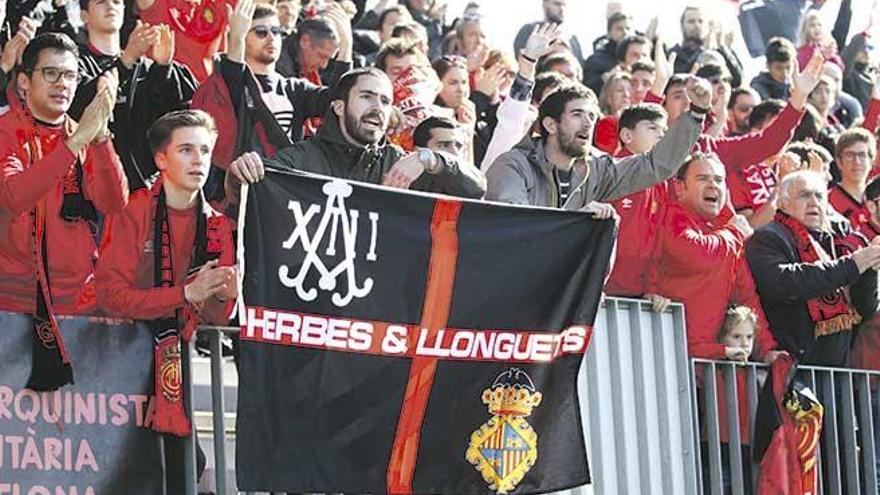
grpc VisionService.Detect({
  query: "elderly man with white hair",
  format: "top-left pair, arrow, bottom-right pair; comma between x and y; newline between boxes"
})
745,171 -> 880,366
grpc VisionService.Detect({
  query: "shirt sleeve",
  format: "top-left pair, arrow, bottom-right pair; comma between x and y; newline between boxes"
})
82,139 -> 129,215
714,102 -> 803,171
0,128 -> 78,216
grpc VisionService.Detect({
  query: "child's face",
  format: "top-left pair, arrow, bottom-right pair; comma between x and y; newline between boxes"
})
722,322 -> 755,357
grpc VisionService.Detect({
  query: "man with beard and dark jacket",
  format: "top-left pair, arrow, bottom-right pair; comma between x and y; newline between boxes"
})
581,11 -> 630,96
70,0 -> 197,191
671,6 -> 742,87
745,171 -> 880,366
224,67 -> 486,201
485,77 -> 711,211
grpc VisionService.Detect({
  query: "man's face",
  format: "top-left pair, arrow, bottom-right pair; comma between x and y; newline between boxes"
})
621,117 -> 667,154
677,158 -> 726,220
426,126 -> 466,159
631,69 -> 654,103
608,18 -> 632,43
722,322 -> 755,357
407,0 -> 430,14
82,0 -> 124,34
808,80 -> 835,114
547,98 -> 599,159
780,176 -> 827,230
681,9 -> 704,42
300,34 -> 338,71
607,79 -> 632,115
338,74 -> 394,146
459,21 -> 485,56
549,60 -> 578,82
729,92 -> 756,133
155,127 -> 215,193
276,0 -> 300,33
382,53 -> 419,82
543,0 -> 566,24
438,65 -> 469,108
837,141 -> 874,185
768,60 -> 791,84
623,42 -> 650,68
246,16 -> 283,65
19,49 -> 79,122
663,83 -> 689,123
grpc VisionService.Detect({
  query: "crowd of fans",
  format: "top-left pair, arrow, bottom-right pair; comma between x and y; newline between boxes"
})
1,0 -> 880,490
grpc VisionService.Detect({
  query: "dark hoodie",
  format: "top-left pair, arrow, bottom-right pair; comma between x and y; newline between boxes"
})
70,44 -> 198,191
582,35 -> 618,96
227,109 -> 486,200
750,71 -> 791,101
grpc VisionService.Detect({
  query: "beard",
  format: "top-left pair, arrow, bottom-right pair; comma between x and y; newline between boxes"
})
344,109 -> 386,147
557,130 -> 589,159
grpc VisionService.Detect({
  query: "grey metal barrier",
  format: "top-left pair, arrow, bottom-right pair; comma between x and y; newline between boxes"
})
692,358 -> 880,495
184,298 -> 703,494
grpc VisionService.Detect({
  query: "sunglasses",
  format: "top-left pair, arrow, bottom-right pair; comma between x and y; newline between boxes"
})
250,26 -> 284,38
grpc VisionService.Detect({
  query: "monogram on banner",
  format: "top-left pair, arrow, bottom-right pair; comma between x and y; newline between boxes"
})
279,180 -> 380,307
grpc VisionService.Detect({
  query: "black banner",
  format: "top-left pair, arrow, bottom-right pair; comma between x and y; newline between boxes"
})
0,312 -> 164,495
236,171 -> 617,494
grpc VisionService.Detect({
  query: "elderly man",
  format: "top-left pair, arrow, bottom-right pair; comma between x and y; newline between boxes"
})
746,171 -> 880,366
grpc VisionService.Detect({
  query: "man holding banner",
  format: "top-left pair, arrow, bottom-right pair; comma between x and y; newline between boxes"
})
234,166 -> 617,493
224,66 -> 487,200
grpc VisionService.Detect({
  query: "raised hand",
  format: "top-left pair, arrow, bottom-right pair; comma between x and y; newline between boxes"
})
473,63 -> 507,99
467,43 -> 489,73
150,24 -> 175,66
685,75 -> 713,111
651,36 -> 677,97
121,21 -> 160,68
522,23 -> 560,62
225,0 -> 256,62
0,17 -> 36,73
68,70 -> 117,152
322,2 -> 353,61
581,201 -> 617,220
790,50 -> 825,110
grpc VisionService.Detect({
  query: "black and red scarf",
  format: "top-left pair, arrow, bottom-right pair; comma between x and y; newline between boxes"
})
149,179 -> 223,436
15,93 -> 96,392
776,211 -> 862,337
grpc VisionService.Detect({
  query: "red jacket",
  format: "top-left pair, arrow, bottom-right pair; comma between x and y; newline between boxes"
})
647,202 -> 778,359
829,184 -> 880,240
606,148 -> 669,296
95,187 -> 234,324
0,105 -> 128,315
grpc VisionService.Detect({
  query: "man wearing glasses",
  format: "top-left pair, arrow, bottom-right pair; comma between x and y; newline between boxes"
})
829,128 -> 880,239
0,33 -> 126,390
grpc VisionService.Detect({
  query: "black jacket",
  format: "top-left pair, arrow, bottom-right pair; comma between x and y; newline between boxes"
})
582,35 -> 618,96
745,218 -> 878,366
234,110 -> 486,200
70,45 -> 198,190
750,71 -> 790,101
671,41 -> 744,88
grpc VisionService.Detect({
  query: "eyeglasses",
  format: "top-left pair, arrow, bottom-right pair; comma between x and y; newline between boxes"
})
30,66 -> 81,84
841,150 -> 872,162
249,26 -> 284,38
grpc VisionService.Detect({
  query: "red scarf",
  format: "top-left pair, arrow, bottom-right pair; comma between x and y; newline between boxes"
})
149,179 -> 223,436
775,211 -> 861,337
11,89 -> 91,391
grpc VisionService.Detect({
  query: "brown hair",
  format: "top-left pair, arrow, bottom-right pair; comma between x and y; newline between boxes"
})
835,127 -> 877,160
148,110 -> 217,154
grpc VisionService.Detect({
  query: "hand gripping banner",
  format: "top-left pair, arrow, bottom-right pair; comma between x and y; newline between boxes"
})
236,170 -> 617,494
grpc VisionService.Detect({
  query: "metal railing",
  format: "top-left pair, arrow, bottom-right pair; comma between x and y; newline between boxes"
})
183,300 -> 880,494
693,359 -> 880,495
